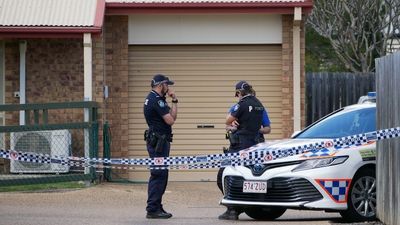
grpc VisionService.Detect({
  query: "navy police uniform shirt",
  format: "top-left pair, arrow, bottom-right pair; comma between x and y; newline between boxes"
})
144,90 -> 172,135
231,95 -> 264,135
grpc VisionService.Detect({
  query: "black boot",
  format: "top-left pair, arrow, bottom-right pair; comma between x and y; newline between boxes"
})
146,210 -> 173,219
218,207 -> 239,220
161,207 -> 173,218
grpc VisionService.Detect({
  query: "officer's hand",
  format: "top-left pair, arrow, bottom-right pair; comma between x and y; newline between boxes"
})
232,120 -> 239,127
226,125 -> 237,131
167,88 -> 177,99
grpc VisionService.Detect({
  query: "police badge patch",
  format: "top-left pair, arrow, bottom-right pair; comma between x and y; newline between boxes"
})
158,100 -> 165,107
233,104 -> 239,112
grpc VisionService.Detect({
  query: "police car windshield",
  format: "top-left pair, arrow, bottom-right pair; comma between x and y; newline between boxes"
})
296,107 -> 376,139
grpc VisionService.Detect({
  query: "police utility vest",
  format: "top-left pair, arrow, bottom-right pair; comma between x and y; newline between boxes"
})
231,95 -> 264,136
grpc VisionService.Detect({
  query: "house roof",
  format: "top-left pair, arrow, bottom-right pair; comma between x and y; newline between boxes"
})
0,0 -> 311,38
105,0 -> 312,14
0,0 -> 105,38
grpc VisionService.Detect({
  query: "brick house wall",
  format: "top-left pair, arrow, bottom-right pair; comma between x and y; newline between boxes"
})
1,39 -> 86,172
4,39 -> 85,124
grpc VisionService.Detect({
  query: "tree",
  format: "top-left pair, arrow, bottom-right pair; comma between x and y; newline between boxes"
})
308,0 -> 400,73
306,24 -> 348,72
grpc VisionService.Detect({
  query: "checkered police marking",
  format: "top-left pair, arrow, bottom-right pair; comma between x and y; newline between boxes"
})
1,127 -> 400,170
316,179 -> 351,203
301,148 -> 337,158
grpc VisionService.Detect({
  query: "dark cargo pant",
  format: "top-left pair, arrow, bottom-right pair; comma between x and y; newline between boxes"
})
146,141 -> 170,213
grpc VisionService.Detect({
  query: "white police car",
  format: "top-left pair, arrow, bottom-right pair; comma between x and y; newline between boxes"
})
221,93 -> 377,221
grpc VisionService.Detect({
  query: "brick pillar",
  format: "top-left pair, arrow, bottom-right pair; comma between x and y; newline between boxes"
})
282,15 -> 306,138
104,16 -> 129,178
93,34 -> 105,157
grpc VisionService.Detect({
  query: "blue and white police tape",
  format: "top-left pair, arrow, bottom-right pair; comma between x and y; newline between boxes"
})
1,126 -> 400,170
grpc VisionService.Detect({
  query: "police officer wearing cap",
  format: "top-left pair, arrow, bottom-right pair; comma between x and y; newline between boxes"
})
218,80 -> 265,220
143,74 -> 178,219
216,86 -> 271,199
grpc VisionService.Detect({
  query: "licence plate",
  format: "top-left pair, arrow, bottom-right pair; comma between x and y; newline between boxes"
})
242,181 -> 267,193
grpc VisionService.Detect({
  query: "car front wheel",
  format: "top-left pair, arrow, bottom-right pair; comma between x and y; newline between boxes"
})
244,207 -> 286,220
340,168 -> 376,222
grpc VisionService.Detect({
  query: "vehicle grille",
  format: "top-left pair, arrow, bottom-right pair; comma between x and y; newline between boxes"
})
224,176 -> 323,202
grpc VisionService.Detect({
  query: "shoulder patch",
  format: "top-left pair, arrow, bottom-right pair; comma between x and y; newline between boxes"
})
233,104 -> 240,112
158,100 -> 165,108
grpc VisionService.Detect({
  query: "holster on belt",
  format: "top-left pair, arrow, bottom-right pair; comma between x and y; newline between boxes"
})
144,129 -> 173,153
228,131 -> 240,145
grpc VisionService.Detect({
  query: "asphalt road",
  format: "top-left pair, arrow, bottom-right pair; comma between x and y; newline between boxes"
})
0,182 -> 382,225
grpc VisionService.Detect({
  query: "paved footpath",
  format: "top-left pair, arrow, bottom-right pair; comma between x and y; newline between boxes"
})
0,182 -> 382,225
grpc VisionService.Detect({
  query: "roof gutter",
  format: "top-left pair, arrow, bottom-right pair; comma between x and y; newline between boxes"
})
0,27 -> 102,38
106,2 -> 313,14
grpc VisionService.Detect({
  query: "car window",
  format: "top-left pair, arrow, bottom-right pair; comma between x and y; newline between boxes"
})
296,107 -> 376,139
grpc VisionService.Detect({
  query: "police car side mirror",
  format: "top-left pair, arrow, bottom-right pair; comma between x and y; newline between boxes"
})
291,131 -> 301,138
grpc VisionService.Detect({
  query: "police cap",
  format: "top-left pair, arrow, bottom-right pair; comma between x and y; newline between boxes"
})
151,74 -> 174,87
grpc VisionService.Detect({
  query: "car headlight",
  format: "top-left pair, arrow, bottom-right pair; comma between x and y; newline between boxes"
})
291,156 -> 348,172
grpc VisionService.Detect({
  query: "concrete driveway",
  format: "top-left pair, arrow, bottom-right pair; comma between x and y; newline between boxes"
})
0,182 -> 381,225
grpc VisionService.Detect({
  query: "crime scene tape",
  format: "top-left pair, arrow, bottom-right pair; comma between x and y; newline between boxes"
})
1,127 -> 400,170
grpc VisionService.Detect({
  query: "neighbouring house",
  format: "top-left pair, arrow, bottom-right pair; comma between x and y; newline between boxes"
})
0,0 -> 313,181
387,35 -> 400,53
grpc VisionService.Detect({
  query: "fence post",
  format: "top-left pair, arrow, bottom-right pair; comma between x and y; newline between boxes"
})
103,121 -> 111,181
376,51 -> 400,225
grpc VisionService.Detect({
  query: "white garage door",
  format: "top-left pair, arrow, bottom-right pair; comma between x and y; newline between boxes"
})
128,45 -> 282,181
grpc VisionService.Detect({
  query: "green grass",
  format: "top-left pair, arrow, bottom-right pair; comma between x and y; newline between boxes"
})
0,181 -> 87,192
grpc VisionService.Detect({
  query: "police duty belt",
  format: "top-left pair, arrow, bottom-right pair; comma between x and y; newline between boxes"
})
1,127 -> 400,170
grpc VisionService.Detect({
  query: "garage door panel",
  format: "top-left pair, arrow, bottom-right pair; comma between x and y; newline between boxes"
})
129,118 -> 226,125
130,80 -> 282,87
128,113 -> 225,119
128,107 -> 283,114
128,86 -> 282,93
128,98 -> 283,103
128,102 -> 282,109
129,122 -> 282,133
127,124 -> 226,129
130,62 -> 282,68
128,45 -> 282,181
128,92 -> 282,98
129,134 -> 228,140
129,118 -> 282,127
128,50 -> 282,57
129,48 -> 280,56
129,74 -> 282,81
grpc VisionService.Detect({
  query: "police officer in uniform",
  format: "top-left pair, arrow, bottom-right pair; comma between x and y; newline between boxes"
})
218,80 -> 265,220
143,74 -> 178,219
217,87 -> 271,197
